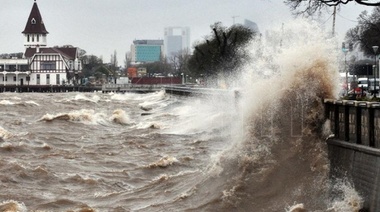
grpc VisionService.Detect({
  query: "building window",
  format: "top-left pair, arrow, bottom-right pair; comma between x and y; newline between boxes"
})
37,34 -> 39,42
56,74 -> 60,85
46,74 -> 50,85
32,34 -> 34,42
31,18 -> 36,24
27,35 -> 30,42
13,76 -> 16,82
40,61 -> 56,70
37,74 -> 40,85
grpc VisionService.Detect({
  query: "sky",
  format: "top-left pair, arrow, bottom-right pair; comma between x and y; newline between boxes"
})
0,0 -> 373,66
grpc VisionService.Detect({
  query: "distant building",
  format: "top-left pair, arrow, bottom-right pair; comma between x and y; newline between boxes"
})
130,40 -> 164,64
164,27 -> 190,59
244,19 -> 260,34
0,0 -> 82,86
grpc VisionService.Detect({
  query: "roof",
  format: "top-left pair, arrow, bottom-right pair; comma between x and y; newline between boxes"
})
24,47 -> 78,59
22,1 -> 48,34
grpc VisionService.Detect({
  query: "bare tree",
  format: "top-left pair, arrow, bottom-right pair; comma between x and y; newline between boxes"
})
285,0 -> 380,17
169,48 -> 191,76
124,51 -> 132,69
110,50 -> 118,69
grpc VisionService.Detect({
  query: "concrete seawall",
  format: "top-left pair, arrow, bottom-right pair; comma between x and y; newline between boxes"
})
164,89 -> 380,211
325,99 -> 380,211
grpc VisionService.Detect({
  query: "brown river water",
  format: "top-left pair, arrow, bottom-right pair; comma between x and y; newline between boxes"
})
0,20 -> 365,212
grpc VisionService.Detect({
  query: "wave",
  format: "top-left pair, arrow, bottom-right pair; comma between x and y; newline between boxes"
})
154,19 -> 362,212
38,109 -> 107,125
0,200 -> 27,212
0,126 -> 14,140
147,156 -> 179,168
110,109 -> 131,125
57,93 -> 100,104
0,100 -> 40,107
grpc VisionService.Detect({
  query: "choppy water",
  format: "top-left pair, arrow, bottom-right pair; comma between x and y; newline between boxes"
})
0,20 -> 364,212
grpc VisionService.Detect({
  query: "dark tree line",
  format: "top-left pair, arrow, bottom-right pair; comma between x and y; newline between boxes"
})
285,0 -> 380,17
187,22 -> 256,78
345,7 -> 380,57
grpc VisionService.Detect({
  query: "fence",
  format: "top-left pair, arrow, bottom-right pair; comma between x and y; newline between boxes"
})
324,99 -> 380,148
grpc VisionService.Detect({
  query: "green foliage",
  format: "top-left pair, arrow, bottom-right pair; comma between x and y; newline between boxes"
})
187,22 -> 255,78
346,8 -> 380,57
94,65 -> 112,79
81,55 -> 103,78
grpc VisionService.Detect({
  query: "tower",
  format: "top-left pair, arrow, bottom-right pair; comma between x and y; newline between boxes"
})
22,0 -> 48,49
164,27 -> 190,59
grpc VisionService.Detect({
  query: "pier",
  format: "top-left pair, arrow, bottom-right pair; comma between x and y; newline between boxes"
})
0,85 -> 101,93
101,84 -> 163,93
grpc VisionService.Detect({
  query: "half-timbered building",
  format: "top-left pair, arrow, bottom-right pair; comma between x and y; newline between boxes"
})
0,0 -> 82,86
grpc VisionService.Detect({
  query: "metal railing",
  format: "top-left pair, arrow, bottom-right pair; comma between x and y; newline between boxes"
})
325,99 -> 380,148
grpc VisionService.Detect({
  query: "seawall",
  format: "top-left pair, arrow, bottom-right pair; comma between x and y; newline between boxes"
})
325,99 -> 380,211
165,87 -> 380,211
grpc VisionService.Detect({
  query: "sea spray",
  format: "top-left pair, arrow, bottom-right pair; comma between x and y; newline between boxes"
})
169,19 -> 361,211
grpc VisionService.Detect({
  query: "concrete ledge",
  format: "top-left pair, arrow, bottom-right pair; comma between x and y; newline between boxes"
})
327,138 -> 380,211
327,138 -> 380,157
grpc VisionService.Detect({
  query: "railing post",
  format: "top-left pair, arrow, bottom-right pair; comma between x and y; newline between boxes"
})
355,101 -> 362,144
334,101 -> 340,138
369,103 -> 375,147
344,101 -> 350,141
373,103 -> 380,148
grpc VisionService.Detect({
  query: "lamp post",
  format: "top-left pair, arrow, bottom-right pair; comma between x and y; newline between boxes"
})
373,45 -> 378,97
367,63 -> 369,91
343,48 -> 348,95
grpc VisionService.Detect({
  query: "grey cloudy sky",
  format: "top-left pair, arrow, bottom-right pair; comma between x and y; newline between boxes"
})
0,0 -> 372,65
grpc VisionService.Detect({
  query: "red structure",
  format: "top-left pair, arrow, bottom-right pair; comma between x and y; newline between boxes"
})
130,77 -> 181,84
127,67 -> 137,78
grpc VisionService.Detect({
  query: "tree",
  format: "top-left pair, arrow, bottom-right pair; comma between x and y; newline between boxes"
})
110,50 -> 118,70
169,48 -> 191,76
285,0 -> 380,17
124,51 -> 132,69
188,22 -> 255,78
345,8 -> 380,57
81,55 -> 103,77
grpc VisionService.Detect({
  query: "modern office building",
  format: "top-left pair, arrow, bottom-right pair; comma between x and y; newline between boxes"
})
164,27 -> 190,59
244,19 -> 260,34
130,40 -> 164,63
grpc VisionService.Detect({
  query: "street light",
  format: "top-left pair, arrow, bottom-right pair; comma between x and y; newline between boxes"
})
367,63 -> 369,92
343,48 -> 348,95
373,45 -> 378,97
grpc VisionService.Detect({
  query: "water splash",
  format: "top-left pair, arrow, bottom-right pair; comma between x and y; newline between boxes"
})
164,19 -> 361,211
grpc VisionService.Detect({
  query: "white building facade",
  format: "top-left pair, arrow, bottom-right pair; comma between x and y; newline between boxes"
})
0,0 -> 82,86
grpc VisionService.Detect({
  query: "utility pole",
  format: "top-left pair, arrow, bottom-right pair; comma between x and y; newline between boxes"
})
332,6 -> 336,36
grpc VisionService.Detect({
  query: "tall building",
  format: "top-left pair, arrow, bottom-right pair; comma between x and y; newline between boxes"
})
130,40 -> 164,64
164,27 -> 190,59
244,19 -> 260,34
